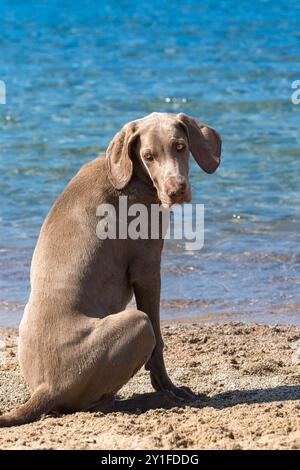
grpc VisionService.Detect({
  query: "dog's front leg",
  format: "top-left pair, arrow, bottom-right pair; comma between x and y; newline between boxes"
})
133,271 -> 196,402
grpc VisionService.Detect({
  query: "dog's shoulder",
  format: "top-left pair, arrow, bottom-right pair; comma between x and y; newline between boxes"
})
76,154 -> 106,178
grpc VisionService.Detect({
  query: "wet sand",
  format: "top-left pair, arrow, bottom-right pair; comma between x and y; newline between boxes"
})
1,322 -> 300,450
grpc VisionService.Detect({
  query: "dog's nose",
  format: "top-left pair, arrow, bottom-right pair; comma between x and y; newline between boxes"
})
166,176 -> 187,198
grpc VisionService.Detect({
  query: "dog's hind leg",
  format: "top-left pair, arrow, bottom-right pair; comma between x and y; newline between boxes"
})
65,308 -> 156,412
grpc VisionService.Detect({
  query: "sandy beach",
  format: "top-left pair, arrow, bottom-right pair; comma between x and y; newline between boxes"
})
0,321 -> 300,450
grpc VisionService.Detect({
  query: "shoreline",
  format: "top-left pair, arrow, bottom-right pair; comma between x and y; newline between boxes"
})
0,321 -> 300,449
1,305 -> 300,329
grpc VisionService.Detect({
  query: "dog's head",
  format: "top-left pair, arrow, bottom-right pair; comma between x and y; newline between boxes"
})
106,112 -> 221,207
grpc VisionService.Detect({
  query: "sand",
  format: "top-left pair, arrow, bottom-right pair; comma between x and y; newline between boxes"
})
0,321 -> 300,450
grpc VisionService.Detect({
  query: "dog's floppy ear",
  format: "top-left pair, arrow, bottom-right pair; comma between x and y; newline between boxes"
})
177,113 -> 221,174
106,121 -> 138,189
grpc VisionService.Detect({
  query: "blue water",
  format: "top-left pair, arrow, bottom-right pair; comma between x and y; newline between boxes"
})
0,0 -> 300,326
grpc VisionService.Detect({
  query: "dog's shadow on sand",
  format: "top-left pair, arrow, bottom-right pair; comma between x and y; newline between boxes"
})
106,384 -> 300,414
202,384 -> 300,410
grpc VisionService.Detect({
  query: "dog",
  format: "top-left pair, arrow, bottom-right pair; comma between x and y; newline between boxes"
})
0,112 -> 221,426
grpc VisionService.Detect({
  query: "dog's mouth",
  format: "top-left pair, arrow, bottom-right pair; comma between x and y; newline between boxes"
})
159,188 -> 192,208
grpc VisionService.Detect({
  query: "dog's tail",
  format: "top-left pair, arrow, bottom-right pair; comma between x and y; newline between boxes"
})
0,386 -> 53,427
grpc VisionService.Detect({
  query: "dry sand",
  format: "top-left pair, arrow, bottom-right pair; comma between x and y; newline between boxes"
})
1,321 -> 300,450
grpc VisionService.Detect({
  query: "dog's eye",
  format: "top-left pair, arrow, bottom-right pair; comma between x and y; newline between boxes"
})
143,153 -> 154,162
176,143 -> 185,151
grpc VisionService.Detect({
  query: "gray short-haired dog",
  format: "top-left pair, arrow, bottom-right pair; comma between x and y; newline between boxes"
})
0,113 -> 221,426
